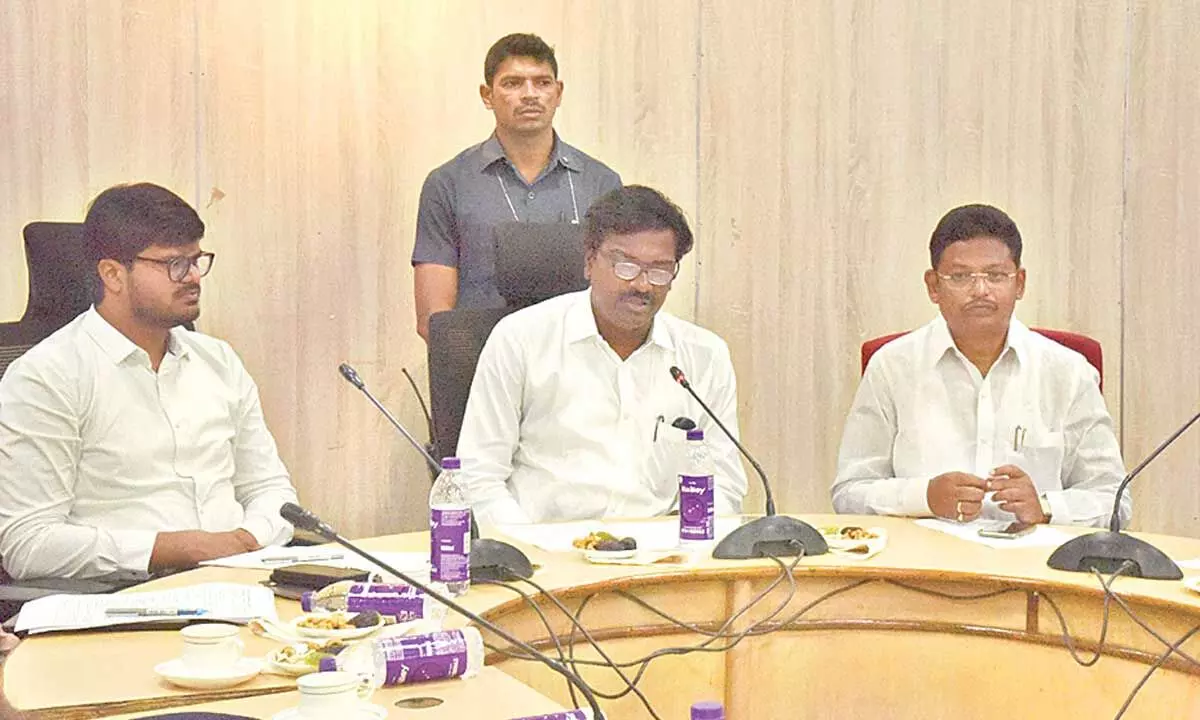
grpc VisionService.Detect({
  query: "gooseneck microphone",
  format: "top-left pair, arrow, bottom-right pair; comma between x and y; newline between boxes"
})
669,366 -> 827,560
337,363 -> 533,581
1047,408 -> 1200,579
280,503 -> 604,718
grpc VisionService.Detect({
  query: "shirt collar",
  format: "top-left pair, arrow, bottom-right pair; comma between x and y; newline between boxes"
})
929,313 -> 1027,370
476,132 -> 578,174
564,289 -> 675,353
81,306 -> 191,365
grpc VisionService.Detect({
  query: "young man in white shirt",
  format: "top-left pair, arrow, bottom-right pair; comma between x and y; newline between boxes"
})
0,183 -> 299,581
832,204 -> 1129,528
457,186 -> 748,526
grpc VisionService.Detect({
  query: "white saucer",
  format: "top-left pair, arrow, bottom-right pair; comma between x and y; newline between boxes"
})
1182,576 -> 1200,594
154,657 -> 262,690
271,702 -> 387,720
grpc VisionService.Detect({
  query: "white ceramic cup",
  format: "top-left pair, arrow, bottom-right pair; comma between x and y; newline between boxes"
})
296,671 -> 362,718
179,623 -> 244,674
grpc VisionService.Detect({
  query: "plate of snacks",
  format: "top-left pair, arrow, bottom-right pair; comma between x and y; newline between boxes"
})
573,531 -> 639,560
291,610 -> 386,640
267,639 -> 349,676
817,525 -> 888,558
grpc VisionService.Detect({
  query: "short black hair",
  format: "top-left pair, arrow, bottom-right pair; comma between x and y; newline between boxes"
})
484,33 -> 558,86
583,186 -> 694,261
929,204 -> 1022,268
83,183 -> 205,302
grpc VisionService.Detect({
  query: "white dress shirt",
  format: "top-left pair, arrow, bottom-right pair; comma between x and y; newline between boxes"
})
832,315 -> 1129,528
0,308 -> 298,581
457,289 -> 748,526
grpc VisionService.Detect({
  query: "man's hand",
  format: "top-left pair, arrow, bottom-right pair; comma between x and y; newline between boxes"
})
149,529 -> 261,574
989,465 -> 1049,524
927,472 -> 989,522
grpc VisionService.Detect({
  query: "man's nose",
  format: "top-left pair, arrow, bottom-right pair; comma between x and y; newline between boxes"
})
629,270 -> 653,293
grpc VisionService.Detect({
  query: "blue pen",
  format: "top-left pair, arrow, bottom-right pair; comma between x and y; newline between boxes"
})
105,607 -> 208,617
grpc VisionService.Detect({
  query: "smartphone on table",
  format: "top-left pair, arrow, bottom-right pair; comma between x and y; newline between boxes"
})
978,522 -> 1036,539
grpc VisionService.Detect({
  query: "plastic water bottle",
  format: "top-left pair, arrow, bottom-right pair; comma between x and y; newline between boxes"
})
429,456 -> 471,596
300,581 -> 446,623
509,710 -> 595,719
679,429 -> 716,546
691,701 -> 724,720
319,627 -> 483,688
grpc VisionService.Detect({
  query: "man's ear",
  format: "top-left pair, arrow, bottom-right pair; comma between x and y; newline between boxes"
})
480,83 -> 494,110
97,259 -> 126,297
923,269 -> 940,304
1015,267 -> 1027,300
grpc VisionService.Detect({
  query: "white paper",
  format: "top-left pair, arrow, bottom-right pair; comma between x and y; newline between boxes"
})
1176,558 -> 1200,570
915,518 -> 1074,549
15,582 -> 278,634
495,516 -> 746,553
200,548 -> 431,583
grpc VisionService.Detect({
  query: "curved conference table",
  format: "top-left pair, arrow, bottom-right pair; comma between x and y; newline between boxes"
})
6,515 -> 1200,719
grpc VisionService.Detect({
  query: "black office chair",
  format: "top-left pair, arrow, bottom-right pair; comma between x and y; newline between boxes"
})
426,222 -> 590,460
0,222 -> 93,379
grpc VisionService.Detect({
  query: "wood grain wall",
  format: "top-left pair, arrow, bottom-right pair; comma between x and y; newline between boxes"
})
1,1 -> 1196,538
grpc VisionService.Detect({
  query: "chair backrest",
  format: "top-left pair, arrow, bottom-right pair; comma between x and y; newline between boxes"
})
861,327 -> 1104,390
0,222 -> 90,379
493,222 -> 589,310
427,308 -> 511,460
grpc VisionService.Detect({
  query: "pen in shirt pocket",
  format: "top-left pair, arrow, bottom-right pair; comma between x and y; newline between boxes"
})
652,415 -> 665,442
1013,425 -> 1027,452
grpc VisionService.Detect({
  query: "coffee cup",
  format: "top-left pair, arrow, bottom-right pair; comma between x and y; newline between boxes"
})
296,671 -> 361,717
179,623 -> 244,674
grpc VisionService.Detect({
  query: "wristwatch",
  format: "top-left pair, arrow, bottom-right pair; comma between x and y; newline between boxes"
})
1038,493 -> 1053,523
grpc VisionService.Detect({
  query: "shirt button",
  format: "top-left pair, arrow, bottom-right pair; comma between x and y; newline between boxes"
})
527,191 -> 535,200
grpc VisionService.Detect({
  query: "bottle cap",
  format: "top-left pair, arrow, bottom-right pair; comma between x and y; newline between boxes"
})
686,429 -> 705,441
690,701 -> 724,719
299,591 -> 314,612
441,457 -> 461,470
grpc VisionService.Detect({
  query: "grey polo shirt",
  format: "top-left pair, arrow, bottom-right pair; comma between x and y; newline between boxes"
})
412,133 -> 622,309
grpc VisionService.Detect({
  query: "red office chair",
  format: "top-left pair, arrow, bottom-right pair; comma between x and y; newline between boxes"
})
861,328 -> 1103,390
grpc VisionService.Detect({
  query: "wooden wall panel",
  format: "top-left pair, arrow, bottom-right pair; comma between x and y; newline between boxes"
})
194,1 -> 698,537
697,0 -> 1127,518
1124,0 -> 1200,536
0,0 -> 195,321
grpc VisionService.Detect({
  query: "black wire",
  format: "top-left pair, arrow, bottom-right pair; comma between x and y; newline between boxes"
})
1111,623 -> 1200,720
400,366 -> 436,447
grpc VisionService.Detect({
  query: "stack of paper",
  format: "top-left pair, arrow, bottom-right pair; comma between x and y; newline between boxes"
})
915,518 -> 1074,549
199,547 -> 431,583
15,582 -> 278,635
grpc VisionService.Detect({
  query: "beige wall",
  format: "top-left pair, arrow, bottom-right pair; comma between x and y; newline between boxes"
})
1,1 -> 1197,539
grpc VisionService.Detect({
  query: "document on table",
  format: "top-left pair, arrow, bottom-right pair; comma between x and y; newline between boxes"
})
495,516 -> 747,553
200,547 -> 431,582
915,518 -> 1074,549
14,582 -> 278,635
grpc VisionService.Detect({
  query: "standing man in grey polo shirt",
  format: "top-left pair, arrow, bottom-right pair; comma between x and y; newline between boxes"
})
412,33 -> 622,340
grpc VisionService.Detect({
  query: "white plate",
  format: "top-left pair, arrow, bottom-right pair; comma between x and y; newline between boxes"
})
1182,576 -> 1200,594
265,644 -> 325,676
154,657 -> 262,690
583,548 -> 637,562
271,702 -> 387,720
291,613 -> 386,640
818,526 -> 888,555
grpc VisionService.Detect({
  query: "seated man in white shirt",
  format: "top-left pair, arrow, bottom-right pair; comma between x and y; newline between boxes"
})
457,185 -> 748,525
0,183 -> 299,581
831,204 -> 1129,528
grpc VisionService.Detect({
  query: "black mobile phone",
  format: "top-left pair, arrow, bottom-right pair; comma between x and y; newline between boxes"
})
977,522 -> 1036,539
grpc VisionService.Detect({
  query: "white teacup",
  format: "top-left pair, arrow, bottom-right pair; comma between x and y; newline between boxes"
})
297,671 -> 361,718
179,623 -> 244,674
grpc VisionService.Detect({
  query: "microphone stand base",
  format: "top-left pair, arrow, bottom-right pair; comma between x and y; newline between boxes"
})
713,515 -> 829,560
471,538 -> 535,582
1046,530 -> 1182,579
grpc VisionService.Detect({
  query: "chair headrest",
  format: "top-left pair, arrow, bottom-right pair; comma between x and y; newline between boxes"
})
22,222 -> 92,323
493,222 -> 589,309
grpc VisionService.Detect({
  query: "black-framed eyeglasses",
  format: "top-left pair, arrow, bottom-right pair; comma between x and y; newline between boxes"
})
605,251 -> 678,287
132,252 -> 215,283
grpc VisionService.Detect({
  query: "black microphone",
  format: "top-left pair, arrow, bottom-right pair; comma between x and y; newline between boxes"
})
1047,409 -> 1200,579
337,363 -> 533,581
669,366 -> 827,560
279,503 -> 604,719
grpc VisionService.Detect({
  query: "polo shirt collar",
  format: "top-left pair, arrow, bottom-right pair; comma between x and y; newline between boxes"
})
476,132 -> 578,174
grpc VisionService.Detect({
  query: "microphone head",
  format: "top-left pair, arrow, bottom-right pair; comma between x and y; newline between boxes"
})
338,363 -> 365,389
280,502 -> 322,532
669,366 -> 688,386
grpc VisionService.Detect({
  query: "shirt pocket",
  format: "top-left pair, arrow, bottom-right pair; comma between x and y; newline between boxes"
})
1004,429 -> 1065,492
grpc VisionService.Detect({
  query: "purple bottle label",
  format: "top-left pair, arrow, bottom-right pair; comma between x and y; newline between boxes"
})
511,712 -> 591,720
380,630 -> 469,686
430,507 -> 470,583
346,583 -> 427,620
679,474 -> 715,540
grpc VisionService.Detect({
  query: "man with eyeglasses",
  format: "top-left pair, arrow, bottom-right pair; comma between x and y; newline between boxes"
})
0,183 -> 299,581
457,186 -> 748,525
831,204 -> 1128,528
